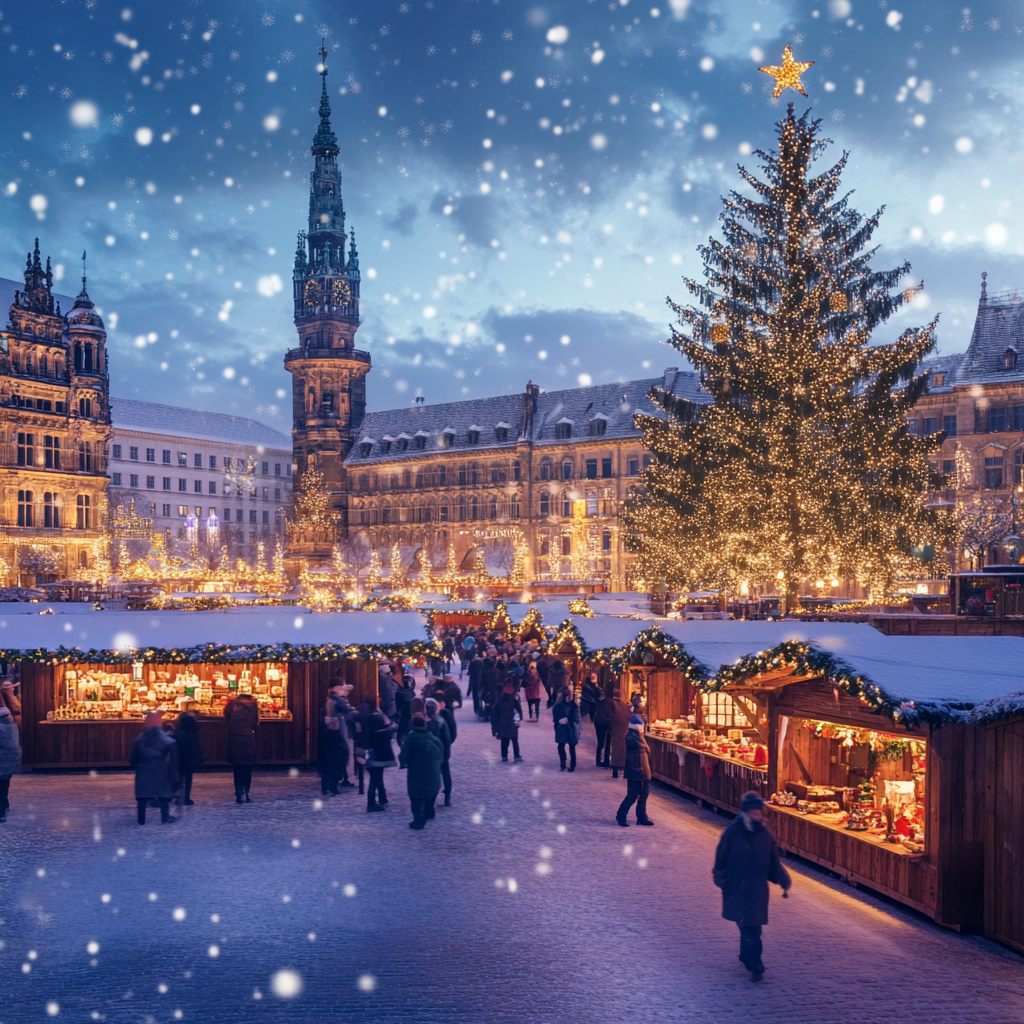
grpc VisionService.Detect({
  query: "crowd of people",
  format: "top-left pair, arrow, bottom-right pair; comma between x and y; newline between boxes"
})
0,636 -> 793,980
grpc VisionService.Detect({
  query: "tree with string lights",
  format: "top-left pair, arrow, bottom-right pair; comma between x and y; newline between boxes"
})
625,84 -> 953,613
293,462 -> 334,530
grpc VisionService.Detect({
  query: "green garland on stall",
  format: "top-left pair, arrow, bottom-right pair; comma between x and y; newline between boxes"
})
607,626 -> 711,681
707,639 -> 969,726
0,638 -> 437,666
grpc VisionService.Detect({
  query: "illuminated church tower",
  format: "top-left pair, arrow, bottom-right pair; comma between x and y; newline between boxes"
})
284,45 -> 369,541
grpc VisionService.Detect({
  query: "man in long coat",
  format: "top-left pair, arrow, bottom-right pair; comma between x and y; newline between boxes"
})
224,692 -> 259,803
712,791 -> 791,979
398,716 -> 443,829
130,711 -> 179,825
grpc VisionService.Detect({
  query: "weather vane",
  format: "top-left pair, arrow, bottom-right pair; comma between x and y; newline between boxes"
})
758,44 -> 814,100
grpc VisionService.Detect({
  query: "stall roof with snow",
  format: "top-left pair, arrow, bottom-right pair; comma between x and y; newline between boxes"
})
0,607 -> 430,660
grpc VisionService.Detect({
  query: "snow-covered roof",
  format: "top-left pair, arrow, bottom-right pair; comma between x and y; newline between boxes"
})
111,398 -> 290,450
0,606 -> 428,654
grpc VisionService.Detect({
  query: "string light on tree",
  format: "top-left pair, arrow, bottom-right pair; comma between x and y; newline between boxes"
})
624,105 -> 954,613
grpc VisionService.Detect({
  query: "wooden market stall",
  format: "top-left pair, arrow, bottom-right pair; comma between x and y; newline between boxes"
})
2,607 -> 431,769
656,625 -> 1022,931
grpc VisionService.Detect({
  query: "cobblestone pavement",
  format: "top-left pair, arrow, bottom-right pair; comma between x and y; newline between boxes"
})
2,699 -> 1022,1024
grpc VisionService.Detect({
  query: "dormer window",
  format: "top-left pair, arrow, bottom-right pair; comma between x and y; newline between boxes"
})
381,440 -> 392,453
1003,347 -> 1018,371
589,417 -> 607,436
440,430 -> 455,449
359,442 -> 372,457
494,427 -> 509,443
414,434 -> 427,450
932,373 -> 945,387
555,422 -> 572,439
396,438 -> 408,452
467,429 -> 480,445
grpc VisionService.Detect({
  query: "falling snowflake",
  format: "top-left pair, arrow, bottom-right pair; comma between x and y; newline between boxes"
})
15,85 -> 27,98
380,368 -> 391,379
397,126 -> 410,138
571,357 -> 580,367
677,47 -> 688,57
229,49 -> 240,61
642,47 -> 652,57
63,50 -> 74,60
502,29 -> 513,40
741,82 -> 753,95
246,205 -> 255,215
233,83 -> 246,95
380,24 -> 391,36
110,113 -> 124,126
426,45 -> 437,56
830,109 -> 845,122
260,199 -> 270,209
454,369 -> 465,379
168,230 -> 178,240
514,177 -> 526,188
260,12 -> 274,27
471,30 -> 483,44
202,53 -> 213,68
280,50 -> 294,63
59,86 -> 73,99
316,22 -> 331,37
124,211 -> 136,228
535,188 -> 546,197
441,120 -> 453,133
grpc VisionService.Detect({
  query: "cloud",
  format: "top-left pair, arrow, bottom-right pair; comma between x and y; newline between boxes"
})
383,202 -> 418,236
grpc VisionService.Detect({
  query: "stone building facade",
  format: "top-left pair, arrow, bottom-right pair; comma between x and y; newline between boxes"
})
108,399 -> 291,558
0,247 -> 110,586
916,273 -> 1024,567
344,370 -> 702,589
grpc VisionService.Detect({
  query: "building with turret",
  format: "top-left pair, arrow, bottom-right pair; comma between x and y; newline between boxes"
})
283,49 -> 369,565
0,246 -> 111,586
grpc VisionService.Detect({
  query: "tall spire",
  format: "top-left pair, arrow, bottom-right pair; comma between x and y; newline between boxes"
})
312,38 -> 338,152
78,250 -> 90,301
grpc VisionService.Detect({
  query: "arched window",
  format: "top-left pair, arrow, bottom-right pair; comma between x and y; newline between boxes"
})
562,492 -> 573,517
470,496 -> 479,520
539,492 -> 550,516
78,441 -> 93,472
562,460 -> 573,480
17,490 -> 33,527
489,497 -> 498,519
40,355 -> 48,376
1003,347 -> 1018,371
84,345 -> 94,372
540,460 -> 551,481
79,550 -> 89,569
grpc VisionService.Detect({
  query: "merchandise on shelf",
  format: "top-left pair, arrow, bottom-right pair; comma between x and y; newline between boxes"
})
48,663 -> 292,722
771,715 -> 927,854
650,714 -> 768,772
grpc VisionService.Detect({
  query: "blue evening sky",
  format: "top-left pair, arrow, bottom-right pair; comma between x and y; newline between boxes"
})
1,0 -> 1020,426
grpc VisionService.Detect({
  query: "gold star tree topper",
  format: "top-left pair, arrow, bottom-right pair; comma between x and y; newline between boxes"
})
759,44 -> 814,100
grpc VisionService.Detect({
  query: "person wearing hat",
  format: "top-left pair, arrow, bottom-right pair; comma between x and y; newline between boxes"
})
616,715 -> 653,826
712,791 -> 791,979
398,715 -> 444,829
129,711 -> 179,825
0,702 -> 22,823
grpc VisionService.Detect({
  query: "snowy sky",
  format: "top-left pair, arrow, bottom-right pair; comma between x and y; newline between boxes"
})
2,0 -> 1021,426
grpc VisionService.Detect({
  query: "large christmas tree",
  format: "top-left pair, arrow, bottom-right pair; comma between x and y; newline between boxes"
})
625,102 -> 953,612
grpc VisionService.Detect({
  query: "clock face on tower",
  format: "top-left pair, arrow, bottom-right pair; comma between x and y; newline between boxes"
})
331,279 -> 351,304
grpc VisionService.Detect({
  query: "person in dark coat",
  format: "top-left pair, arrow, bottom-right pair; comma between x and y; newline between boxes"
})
490,683 -> 523,762
424,698 -> 452,807
616,715 -> 654,826
467,651 -> 484,715
399,715 -> 444,829
130,711 -> 179,824
173,712 -> 203,805
536,652 -> 552,705
552,687 -> 582,771
395,675 -> 417,745
364,705 -> 398,812
438,675 -> 462,710
593,691 -> 615,768
323,683 -> 355,790
224,692 -> 259,803
479,654 -> 500,719
0,704 -> 22,823
378,666 -> 400,725
547,659 -> 567,707
580,673 -> 602,723
608,690 -> 633,779
713,792 -> 792,978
